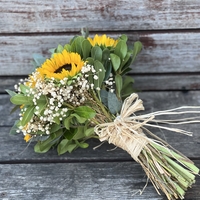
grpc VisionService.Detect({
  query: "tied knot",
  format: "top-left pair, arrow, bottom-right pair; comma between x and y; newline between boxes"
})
94,93 -> 152,162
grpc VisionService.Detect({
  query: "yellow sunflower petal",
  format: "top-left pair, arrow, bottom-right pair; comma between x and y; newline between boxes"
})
87,34 -> 118,47
36,50 -> 84,80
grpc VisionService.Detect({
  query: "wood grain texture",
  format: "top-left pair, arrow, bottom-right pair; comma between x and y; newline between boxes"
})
2,74 -> 200,93
133,74 -> 200,91
0,162 -> 200,200
0,0 -> 200,33
1,123 -> 200,163
1,31 -> 200,75
1,91 -> 200,162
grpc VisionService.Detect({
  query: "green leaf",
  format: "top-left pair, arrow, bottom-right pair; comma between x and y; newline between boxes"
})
64,128 -> 77,140
104,62 -> 112,81
86,57 -> 94,65
50,123 -> 61,134
35,96 -> 47,115
21,105 -> 35,126
63,116 -> 72,130
36,95 -> 47,103
56,44 -> 64,53
31,135 -> 50,142
34,142 -> 52,153
114,40 -> 127,60
74,106 -> 96,119
70,35 -> 78,44
70,39 -> 76,52
121,67 -> 132,76
57,139 -> 69,155
85,127 -> 94,137
93,60 -> 105,89
75,140 -> 89,148
119,34 -> 128,42
91,46 -> 102,61
82,39 -> 92,59
71,113 -> 87,123
19,84 -> 30,94
120,52 -> 131,70
110,53 -> 121,71
53,116 -> 60,125
100,89 -> 108,107
5,89 -> 17,97
74,36 -> 85,55
70,36 -> 85,55
10,94 -> 32,105
108,92 -> 122,114
115,74 -> 123,98
64,44 -> 71,52
34,130 -> 63,153
72,126 -> 85,140
57,139 -> 77,155
102,48 -> 110,62
10,105 -> 20,114
132,41 -> 142,63
78,142 -> 89,148
122,76 -> 134,88
121,76 -> 135,99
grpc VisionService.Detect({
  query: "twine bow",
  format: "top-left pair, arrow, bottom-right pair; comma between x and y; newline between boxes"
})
94,93 -> 200,162
94,93 -> 153,162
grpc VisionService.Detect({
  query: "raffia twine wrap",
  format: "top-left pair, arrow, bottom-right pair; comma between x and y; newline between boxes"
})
94,93 -> 152,162
94,93 -> 200,162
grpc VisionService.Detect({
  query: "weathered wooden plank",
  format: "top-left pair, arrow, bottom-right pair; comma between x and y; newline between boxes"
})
134,74 -> 200,91
0,0 -> 200,33
2,74 -> 200,93
1,123 -> 200,163
0,161 -> 200,200
0,77 -> 21,93
1,91 -> 200,162
1,32 -> 200,75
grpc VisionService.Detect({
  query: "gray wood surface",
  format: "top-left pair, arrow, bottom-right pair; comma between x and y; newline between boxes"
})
1,32 -> 200,75
0,0 -> 200,33
0,161 -> 200,200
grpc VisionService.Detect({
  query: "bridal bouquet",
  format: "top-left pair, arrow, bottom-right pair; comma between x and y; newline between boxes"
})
7,31 -> 199,200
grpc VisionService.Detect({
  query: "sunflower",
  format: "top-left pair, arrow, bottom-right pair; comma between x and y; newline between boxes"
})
87,34 -> 118,47
37,50 -> 84,80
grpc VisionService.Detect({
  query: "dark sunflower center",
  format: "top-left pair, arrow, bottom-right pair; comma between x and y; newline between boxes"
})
54,64 -> 72,73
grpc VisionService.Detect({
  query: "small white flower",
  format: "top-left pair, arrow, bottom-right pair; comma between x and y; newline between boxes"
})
96,87 -> 100,91
94,75 -> 98,80
110,89 -> 115,93
35,111 -> 39,115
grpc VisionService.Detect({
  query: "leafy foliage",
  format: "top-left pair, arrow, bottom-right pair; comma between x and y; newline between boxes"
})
7,32 -> 142,155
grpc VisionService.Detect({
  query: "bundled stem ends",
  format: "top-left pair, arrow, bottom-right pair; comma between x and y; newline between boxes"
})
94,93 -> 199,200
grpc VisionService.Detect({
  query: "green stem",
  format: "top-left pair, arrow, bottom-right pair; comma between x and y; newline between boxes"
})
63,102 -> 74,109
91,118 -> 99,125
91,90 -> 113,121
151,142 -> 199,174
